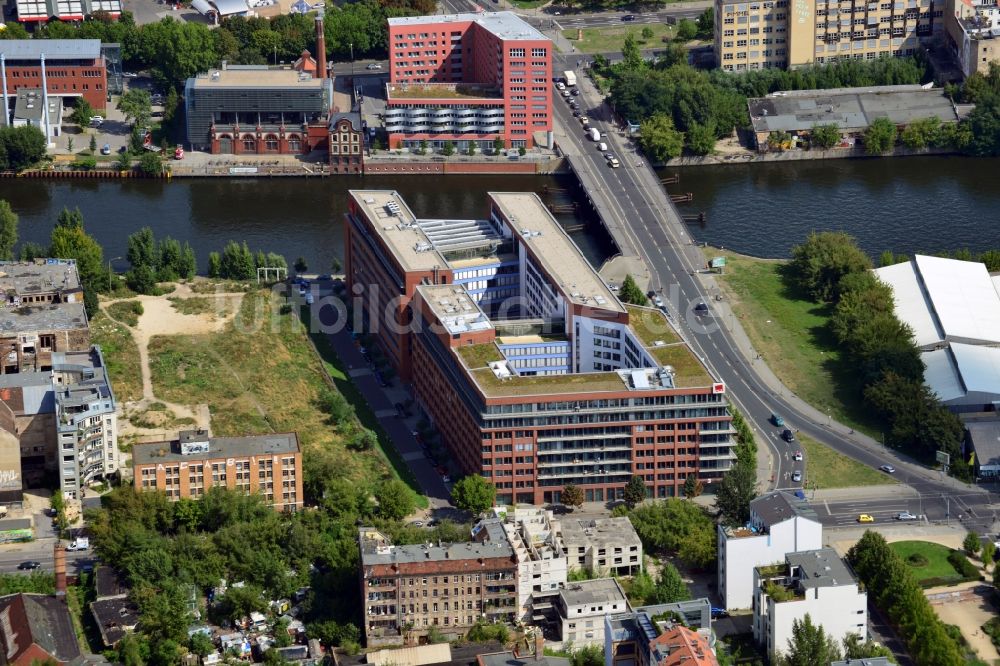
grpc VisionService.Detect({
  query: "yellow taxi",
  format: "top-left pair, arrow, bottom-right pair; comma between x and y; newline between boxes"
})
857,514 -> 875,523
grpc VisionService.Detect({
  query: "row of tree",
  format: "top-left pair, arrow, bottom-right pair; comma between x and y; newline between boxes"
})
789,231 -> 965,474
847,531 -> 966,665
126,227 -> 197,294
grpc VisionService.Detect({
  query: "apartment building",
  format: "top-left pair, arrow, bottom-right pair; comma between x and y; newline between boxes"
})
345,190 -> 735,506
752,548 -> 867,661
556,578 -> 629,648
714,0 -> 942,71
717,491 -> 823,610
385,12 -> 552,150
605,599 -> 715,666
945,0 -> 1000,77
358,525 -> 518,647
558,517 -> 642,576
132,430 -> 303,512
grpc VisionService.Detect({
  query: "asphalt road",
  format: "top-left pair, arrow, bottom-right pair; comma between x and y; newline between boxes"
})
550,56 -> 995,516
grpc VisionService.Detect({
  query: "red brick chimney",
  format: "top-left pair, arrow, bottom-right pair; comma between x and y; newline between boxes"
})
315,14 -> 327,80
54,543 -> 66,597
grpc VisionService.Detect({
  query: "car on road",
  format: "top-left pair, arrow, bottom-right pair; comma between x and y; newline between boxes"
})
791,470 -> 802,482
880,464 -> 896,474
17,561 -> 40,570
771,413 -> 785,427
101,143 -> 111,155
792,450 -> 802,460
621,14 -> 636,21
895,512 -> 918,521
783,429 -> 795,443
366,63 -> 383,70
857,514 -> 875,523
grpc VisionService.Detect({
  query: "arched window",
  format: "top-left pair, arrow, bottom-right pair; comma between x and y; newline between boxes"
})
242,135 -> 256,152
264,134 -> 279,152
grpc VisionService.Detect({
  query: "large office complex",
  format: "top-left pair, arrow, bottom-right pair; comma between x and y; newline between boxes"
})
385,12 -> 552,151
345,190 -> 735,505
359,524 -> 519,646
0,40 -> 108,121
184,65 -> 333,155
714,0 -> 942,71
133,430 -> 303,511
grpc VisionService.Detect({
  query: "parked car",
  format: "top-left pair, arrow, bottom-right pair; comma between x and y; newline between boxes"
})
791,470 -> 802,483
895,512 -> 918,521
880,464 -> 896,474
857,514 -> 875,523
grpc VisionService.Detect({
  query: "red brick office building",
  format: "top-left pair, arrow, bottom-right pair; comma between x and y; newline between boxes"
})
345,190 -> 736,505
385,12 -> 553,151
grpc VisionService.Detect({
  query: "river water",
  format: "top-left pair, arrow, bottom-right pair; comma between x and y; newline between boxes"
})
1,155 -> 997,270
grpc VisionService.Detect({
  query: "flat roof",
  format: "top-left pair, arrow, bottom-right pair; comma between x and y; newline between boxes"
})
490,192 -> 624,315
190,68 -> 326,89
0,39 -> 101,60
418,285 -> 493,336
132,432 -> 299,466
785,548 -> 856,589
349,190 -> 440,272
748,85 -> 959,134
876,255 -> 1000,348
559,577 -> 627,608
388,11 -> 548,41
750,490 -> 818,527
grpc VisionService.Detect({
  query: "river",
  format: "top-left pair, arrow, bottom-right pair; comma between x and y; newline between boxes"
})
1,155 -> 998,271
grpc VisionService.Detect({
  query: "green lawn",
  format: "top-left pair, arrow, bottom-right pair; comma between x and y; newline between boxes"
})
889,541 -> 962,585
798,432 -> 895,489
709,249 -> 881,437
563,24 -> 675,53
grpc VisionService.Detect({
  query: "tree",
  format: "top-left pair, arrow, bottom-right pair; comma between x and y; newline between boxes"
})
138,151 -> 163,176
450,475 -> 496,515
676,18 -> 698,41
864,116 -> 897,155
118,88 -> 152,128
964,531 -> 982,557
685,122 -> 717,155
561,484 -> 585,510
781,614 -> 842,666
377,479 -> 415,521
810,123 -> 841,150
715,456 -> 756,527
294,256 -> 308,274
683,474 -> 703,499
639,113 -> 684,162
651,562 -> 690,604
623,475 -> 648,509
619,274 -> 647,305
789,231 -> 872,302
622,32 -> 643,70
441,140 -> 455,156
0,201 -> 17,260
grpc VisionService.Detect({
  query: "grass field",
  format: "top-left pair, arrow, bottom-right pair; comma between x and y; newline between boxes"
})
890,540 -> 962,585
90,311 -> 143,403
798,432 -> 895,489
709,249 -> 880,437
148,291 -> 426,505
563,24 -> 675,53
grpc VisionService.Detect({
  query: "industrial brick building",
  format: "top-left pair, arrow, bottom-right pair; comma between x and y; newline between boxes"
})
132,430 -> 303,512
359,525 -> 519,646
385,12 -> 553,151
714,0 -> 943,71
345,190 -> 735,506
0,40 -> 109,118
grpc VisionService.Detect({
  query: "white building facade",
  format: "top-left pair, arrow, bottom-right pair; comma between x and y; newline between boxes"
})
752,549 -> 867,661
717,491 -> 823,610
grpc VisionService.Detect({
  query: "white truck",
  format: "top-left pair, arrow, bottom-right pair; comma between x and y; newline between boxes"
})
587,127 -> 600,141
564,70 -> 577,87
66,537 -> 89,551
